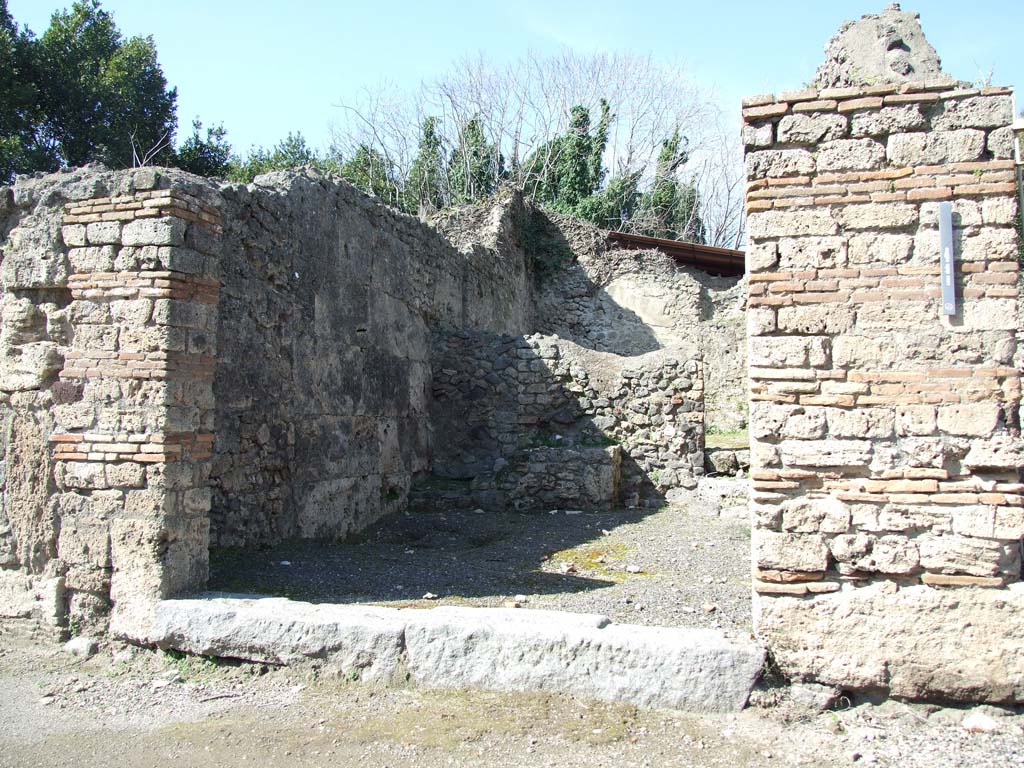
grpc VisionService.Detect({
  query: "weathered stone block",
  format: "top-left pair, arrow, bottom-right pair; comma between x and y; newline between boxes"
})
746,149 -> 815,180
85,221 -> 122,245
779,439 -> 872,467
936,404 -> 1000,437
777,304 -> 854,335
963,436 -> 1024,470
829,532 -> 872,562
895,405 -> 937,436
986,126 -> 1016,159
746,241 -> 778,272
856,535 -> 919,574
755,530 -> 830,572
848,232 -> 912,264
747,307 -> 777,336
777,114 -> 848,144
68,245 -> 117,273
886,129 -> 986,166
55,461 -> 107,491
748,336 -> 829,368
816,138 -> 886,171
121,217 -> 186,247
931,95 -> 1013,130
918,534 -> 1015,577
61,225 -> 87,247
748,210 -> 838,239
956,297 -> 1018,331
781,496 -> 850,533
850,105 -> 928,136
777,236 -> 847,269
756,583 -> 1024,702
825,407 -> 894,438
742,122 -> 774,148
980,196 -> 1019,226
838,203 -> 917,230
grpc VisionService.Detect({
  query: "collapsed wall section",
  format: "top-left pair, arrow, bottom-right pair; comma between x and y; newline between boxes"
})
532,231 -> 747,434
743,81 -> 1024,701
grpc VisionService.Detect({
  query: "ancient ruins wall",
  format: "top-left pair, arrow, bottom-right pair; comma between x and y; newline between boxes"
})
425,331 -> 703,509
743,82 -> 1024,701
208,172 -> 532,548
0,167 -> 220,633
533,241 -> 747,433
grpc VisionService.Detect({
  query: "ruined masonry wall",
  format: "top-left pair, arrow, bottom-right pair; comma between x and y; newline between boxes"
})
426,331 -> 703,509
0,167 -> 219,633
210,172 -> 532,548
743,81 -> 1024,701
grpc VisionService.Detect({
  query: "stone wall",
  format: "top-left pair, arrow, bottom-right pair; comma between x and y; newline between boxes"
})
743,81 -> 1024,701
208,172 -> 532,548
532,231 -> 747,432
1,167 -> 220,634
425,331 -> 703,509
0,167 -> 727,636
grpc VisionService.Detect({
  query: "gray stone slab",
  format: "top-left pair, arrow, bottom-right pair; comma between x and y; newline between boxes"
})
405,608 -> 764,711
141,598 -> 764,712
148,596 -> 407,682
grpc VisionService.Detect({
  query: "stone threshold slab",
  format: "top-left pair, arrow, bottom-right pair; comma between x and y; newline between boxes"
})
133,595 -> 765,712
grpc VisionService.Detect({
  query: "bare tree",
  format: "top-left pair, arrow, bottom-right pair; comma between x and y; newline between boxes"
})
329,50 -> 745,246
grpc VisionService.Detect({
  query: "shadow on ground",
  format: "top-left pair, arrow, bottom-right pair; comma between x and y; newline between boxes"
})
208,498 -> 753,635
209,507 -> 643,604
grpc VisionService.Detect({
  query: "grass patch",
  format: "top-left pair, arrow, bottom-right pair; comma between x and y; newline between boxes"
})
704,428 -> 748,450
547,540 -> 640,582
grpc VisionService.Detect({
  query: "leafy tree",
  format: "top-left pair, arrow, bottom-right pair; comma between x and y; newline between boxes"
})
339,144 -> 399,205
0,0 -> 48,182
34,0 -> 177,169
227,132 -> 337,183
448,118 -> 502,204
574,170 -> 642,231
402,116 -> 445,213
174,119 -> 231,177
521,99 -> 611,215
635,130 -> 705,242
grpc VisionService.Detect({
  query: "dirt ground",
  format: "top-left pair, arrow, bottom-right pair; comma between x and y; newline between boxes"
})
4,494 -> 1022,767
208,500 -> 752,638
1,624 -> 1022,768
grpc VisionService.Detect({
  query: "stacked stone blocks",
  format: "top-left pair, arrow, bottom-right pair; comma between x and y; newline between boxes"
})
743,80 -> 1024,698
429,331 -> 704,509
48,174 -> 221,629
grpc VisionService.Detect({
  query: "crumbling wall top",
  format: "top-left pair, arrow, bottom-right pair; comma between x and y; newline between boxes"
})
813,4 -> 957,89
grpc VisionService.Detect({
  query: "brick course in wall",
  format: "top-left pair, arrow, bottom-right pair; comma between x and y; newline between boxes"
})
0,169 -> 223,634
744,81 -> 1024,701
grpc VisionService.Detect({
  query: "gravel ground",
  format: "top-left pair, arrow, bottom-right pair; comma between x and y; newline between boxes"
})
1,626 -> 1022,768
209,492 -> 752,639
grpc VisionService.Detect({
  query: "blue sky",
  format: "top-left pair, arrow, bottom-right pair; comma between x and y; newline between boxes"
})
9,1 -> 1023,155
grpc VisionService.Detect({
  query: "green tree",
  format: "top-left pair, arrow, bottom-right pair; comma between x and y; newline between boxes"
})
34,0 -> 178,169
0,0 -> 49,182
402,116 -> 445,213
636,130 -> 705,242
339,144 -> 399,205
523,99 -> 611,215
227,132 -> 336,183
448,118 -> 502,204
574,170 -> 642,231
174,119 -> 231,178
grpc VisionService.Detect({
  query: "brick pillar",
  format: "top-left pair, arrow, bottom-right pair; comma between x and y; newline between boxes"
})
51,169 -> 220,632
743,83 -> 1024,701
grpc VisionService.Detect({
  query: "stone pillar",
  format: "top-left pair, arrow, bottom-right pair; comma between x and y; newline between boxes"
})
743,82 -> 1024,701
50,169 -> 220,633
